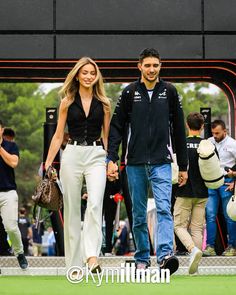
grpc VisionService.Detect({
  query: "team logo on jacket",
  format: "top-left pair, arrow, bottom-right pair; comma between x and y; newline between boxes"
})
158,88 -> 167,99
133,91 -> 142,102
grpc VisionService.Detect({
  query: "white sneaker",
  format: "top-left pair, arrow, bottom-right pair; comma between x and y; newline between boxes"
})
188,247 -> 202,275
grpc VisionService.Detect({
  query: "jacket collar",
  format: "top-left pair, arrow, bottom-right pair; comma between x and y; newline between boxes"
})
137,78 -> 165,101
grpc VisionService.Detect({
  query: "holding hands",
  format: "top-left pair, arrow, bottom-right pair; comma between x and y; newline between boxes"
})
107,161 -> 119,181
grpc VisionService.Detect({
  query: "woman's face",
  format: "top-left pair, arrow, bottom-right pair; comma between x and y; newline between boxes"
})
77,63 -> 96,89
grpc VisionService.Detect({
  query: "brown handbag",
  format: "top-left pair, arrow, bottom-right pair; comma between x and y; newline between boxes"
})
32,167 -> 63,211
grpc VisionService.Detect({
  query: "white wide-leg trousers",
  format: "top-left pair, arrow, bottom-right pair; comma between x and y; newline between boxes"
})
60,144 -> 106,269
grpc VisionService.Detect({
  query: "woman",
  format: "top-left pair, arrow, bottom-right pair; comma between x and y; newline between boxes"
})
45,57 -> 111,271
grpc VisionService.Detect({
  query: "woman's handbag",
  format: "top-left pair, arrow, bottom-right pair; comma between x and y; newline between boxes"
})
32,167 -> 63,211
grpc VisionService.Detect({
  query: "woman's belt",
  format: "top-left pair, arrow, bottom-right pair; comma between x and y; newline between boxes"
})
68,138 -> 102,146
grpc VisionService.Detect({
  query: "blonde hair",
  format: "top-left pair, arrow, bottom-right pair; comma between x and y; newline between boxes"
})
59,57 -> 110,112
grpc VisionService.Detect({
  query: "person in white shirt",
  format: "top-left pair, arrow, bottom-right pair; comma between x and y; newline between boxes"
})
203,120 -> 236,256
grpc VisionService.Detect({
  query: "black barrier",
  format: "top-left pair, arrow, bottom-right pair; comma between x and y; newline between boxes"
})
43,108 -> 64,256
200,107 -> 212,139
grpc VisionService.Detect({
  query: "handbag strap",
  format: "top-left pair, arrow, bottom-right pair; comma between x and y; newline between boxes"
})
33,205 -> 53,229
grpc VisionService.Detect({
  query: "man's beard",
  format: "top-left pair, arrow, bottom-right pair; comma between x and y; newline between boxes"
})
215,135 -> 225,142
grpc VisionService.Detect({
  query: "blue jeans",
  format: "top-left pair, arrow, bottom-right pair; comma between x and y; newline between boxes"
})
126,164 -> 173,264
206,178 -> 236,247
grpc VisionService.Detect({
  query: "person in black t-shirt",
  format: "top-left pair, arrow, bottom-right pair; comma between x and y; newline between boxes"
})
0,127 -> 16,256
0,119 -> 28,269
174,112 -> 208,275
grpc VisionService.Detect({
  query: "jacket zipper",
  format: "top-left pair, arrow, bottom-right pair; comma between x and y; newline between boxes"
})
147,98 -> 152,165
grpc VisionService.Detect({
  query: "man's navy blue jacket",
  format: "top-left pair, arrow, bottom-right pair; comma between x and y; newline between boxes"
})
108,79 -> 188,171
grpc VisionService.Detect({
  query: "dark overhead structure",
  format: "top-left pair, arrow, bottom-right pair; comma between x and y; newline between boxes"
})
0,0 -> 236,135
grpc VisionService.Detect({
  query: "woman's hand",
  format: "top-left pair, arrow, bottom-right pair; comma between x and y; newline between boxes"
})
107,161 -> 119,181
45,165 -> 58,181
45,163 -> 51,172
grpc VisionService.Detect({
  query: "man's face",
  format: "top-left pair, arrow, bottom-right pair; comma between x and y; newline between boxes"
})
211,125 -> 226,142
138,57 -> 161,83
3,135 -> 14,142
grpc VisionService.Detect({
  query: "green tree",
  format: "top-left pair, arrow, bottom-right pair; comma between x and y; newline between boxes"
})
104,83 -> 124,111
42,86 -> 61,109
0,83 -> 45,205
174,83 -> 228,122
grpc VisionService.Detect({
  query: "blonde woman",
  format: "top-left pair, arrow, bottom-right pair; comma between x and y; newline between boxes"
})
45,57 -> 111,271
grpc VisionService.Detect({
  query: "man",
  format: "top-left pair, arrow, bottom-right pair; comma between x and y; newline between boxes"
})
174,112 -> 208,274
32,218 -> 44,257
203,120 -> 236,256
0,119 -> 28,269
18,207 -> 32,255
107,48 -> 188,274
0,127 -> 16,256
3,127 -> 16,142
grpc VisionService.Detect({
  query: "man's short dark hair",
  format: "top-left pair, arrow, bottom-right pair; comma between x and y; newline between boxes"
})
187,112 -> 204,130
0,119 -> 3,127
211,119 -> 226,130
3,127 -> 15,139
139,48 -> 160,63
19,207 -> 26,215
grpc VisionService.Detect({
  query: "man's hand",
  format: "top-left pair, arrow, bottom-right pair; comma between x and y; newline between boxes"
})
178,171 -> 188,187
82,193 -> 88,200
0,143 -> 19,168
225,182 -> 234,192
227,169 -> 236,178
107,161 -> 119,181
